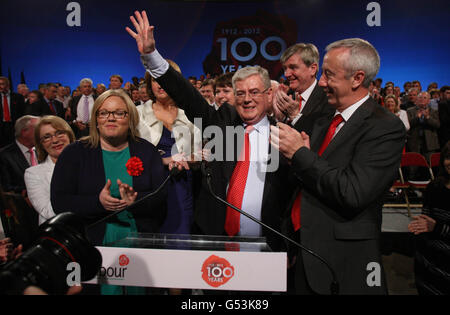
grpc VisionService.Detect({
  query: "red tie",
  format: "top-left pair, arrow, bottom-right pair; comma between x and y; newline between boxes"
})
298,94 -> 303,113
225,126 -> 253,236
29,148 -> 38,166
291,114 -> 344,231
3,94 -> 11,122
49,100 -> 56,115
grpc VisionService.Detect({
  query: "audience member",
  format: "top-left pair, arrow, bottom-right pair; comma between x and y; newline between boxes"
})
17,84 -> 29,102
24,116 -> 75,225
109,74 -> 123,90
0,115 -> 40,193
407,91 -> 440,161
68,78 -> 97,138
438,86 -> 450,147
401,87 -> 419,110
212,72 -> 235,107
41,84 -> 65,118
408,141 -> 450,295
0,77 -> 26,148
130,86 -> 141,105
199,79 -> 216,107
385,94 -> 410,131
138,84 -> 151,105
96,83 -> 107,96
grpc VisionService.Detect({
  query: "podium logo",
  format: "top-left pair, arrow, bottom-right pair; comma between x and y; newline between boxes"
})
201,255 -> 235,288
98,254 -> 129,280
119,255 -> 130,267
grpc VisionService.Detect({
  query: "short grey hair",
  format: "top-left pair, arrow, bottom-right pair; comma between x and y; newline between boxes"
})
14,115 -> 40,138
232,66 -> 271,92
80,78 -> 93,86
408,87 -> 419,94
280,43 -> 320,68
325,38 -> 380,88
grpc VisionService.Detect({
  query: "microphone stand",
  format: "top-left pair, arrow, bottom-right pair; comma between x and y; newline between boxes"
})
87,168 -> 180,230
203,164 -> 339,295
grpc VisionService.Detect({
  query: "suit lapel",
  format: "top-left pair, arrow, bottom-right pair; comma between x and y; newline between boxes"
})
311,115 -> 332,152
320,99 -> 375,159
302,83 -> 321,117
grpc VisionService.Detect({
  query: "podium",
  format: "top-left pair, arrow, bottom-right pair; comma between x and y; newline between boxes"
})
85,233 -> 287,292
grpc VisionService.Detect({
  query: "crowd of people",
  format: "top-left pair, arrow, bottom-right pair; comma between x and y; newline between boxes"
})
0,10 -> 449,295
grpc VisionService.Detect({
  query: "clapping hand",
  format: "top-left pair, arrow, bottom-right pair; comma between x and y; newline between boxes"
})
270,123 -> 310,160
117,179 -> 138,206
99,179 -> 127,211
408,214 -> 436,235
273,84 -> 300,122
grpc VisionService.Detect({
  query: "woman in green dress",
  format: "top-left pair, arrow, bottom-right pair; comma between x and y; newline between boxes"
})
51,89 -> 167,295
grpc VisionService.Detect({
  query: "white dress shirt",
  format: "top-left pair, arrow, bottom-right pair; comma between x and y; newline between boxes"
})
76,94 -> 95,123
334,94 -> 370,136
24,156 -> 56,225
290,80 -> 318,126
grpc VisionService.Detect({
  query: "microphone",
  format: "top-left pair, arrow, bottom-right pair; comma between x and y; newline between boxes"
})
87,167 -> 182,230
201,161 -> 339,295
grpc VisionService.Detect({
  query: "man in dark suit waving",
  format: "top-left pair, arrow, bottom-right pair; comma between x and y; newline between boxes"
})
272,38 -> 406,294
126,11 -> 292,250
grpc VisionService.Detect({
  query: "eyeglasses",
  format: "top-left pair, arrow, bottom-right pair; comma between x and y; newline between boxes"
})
97,110 -> 128,120
40,130 -> 67,144
235,88 -> 269,101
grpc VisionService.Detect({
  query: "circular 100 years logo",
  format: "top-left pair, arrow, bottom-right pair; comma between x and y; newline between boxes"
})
201,255 -> 235,288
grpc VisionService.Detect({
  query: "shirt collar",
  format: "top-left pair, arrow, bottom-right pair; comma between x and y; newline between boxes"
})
336,94 -> 370,122
244,115 -> 270,134
300,79 -> 317,104
16,140 -> 32,155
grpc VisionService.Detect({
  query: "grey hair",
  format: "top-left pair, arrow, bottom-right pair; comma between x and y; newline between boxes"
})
80,78 -> 93,86
325,38 -> 380,88
232,66 -> 271,92
408,87 -> 419,94
14,115 -> 40,138
280,43 -> 320,69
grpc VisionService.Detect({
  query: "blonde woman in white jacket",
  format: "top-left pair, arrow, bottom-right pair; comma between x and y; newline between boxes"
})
24,116 -> 75,225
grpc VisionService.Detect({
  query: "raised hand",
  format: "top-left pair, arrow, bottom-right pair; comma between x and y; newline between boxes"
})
125,10 -> 156,55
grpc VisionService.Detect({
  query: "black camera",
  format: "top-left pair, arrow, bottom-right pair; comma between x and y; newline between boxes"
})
0,213 -> 102,295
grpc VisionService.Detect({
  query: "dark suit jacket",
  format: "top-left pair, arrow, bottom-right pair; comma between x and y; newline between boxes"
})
50,138 -> 167,245
290,98 -> 406,294
156,66 -> 293,250
25,99 -> 64,118
0,92 -> 26,148
292,83 -> 334,135
0,142 -> 39,248
0,141 -> 30,193
406,106 -> 440,155
438,100 -> 450,147
68,94 -> 97,121
68,94 -> 98,138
